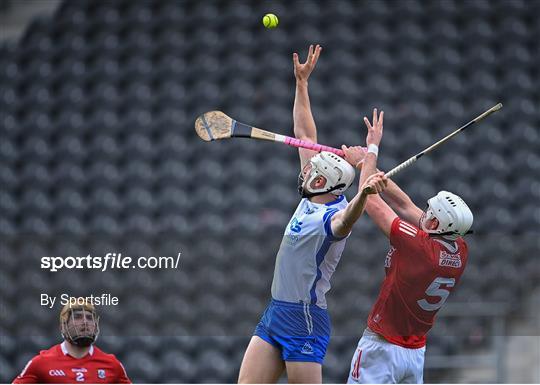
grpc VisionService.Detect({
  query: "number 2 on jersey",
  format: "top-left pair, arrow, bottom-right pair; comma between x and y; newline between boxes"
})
417,277 -> 455,311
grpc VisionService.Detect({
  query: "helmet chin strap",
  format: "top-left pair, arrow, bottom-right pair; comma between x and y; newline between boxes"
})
298,183 -> 346,198
69,336 -> 95,347
438,230 -> 474,237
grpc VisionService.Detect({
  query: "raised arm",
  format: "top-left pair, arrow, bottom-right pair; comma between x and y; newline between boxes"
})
358,169 -> 421,238
293,44 -> 322,169
380,179 -> 423,225
331,109 -> 387,238
358,109 -> 384,190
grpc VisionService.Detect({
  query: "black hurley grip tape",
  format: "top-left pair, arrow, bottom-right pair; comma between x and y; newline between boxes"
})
231,121 -> 253,138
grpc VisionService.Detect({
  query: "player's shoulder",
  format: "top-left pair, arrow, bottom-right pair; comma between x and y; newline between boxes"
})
22,344 -> 60,368
92,345 -> 115,359
392,217 -> 425,239
456,236 -> 468,248
36,343 -> 62,359
455,236 -> 469,256
93,346 -> 123,364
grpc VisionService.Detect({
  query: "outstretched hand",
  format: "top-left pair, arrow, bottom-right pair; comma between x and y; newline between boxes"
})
361,171 -> 388,195
293,44 -> 322,83
341,145 -> 367,168
364,108 -> 384,147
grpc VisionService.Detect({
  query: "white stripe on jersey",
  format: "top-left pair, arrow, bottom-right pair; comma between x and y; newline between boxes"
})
398,222 -> 417,237
119,361 -> 129,378
399,221 -> 417,232
19,359 -> 33,377
303,303 -> 313,334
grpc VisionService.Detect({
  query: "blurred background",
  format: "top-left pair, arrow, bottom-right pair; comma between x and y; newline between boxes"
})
1,0 -> 539,383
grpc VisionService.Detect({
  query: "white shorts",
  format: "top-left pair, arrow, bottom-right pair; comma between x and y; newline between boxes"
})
347,328 -> 426,384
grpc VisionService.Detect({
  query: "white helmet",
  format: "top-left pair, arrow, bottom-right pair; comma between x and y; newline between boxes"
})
420,191 -> 473,240
298,151 -> 356,197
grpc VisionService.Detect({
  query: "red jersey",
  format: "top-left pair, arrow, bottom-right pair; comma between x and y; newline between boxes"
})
367,217 -> 468,348
13,342 -> 131,383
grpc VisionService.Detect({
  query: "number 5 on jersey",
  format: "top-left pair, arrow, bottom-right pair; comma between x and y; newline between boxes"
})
417,277 -> 455,311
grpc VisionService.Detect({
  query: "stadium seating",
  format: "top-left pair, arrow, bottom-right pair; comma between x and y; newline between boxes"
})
0,0 -> 538,382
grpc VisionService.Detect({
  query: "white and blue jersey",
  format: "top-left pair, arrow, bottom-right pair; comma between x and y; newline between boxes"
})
254,195 -> 349,364
271,194 -> 349,309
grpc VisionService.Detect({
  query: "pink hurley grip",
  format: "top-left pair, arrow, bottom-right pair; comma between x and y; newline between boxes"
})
285,137 -> 345,157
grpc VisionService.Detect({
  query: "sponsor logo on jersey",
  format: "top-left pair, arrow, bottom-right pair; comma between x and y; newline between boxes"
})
49,369 -> 66,376
289,218 -> 303,233
385,247 -> 395,268
301,341 -> 314,355
284,233 -> 300,246
98,369 -> 106,379
72,368 -> 88,373
398,221 -> 418,237
439,251 -> 462,268
373,313 -> 382,323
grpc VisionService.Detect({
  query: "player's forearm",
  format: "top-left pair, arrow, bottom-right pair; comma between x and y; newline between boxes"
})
331,191 -> 369,237
293,80 -> 317,141
364,193 -> 395,237
379,178 -> 423,224
332,153 -> 378,235
358,152 -> 377,191
365,193 -> 384,217
381,178 -> 415,213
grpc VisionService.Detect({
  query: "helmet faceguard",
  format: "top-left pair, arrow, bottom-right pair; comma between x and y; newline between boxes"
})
297,151 -> 355,198
420,191 -> 473,240
60,299 -> 100,347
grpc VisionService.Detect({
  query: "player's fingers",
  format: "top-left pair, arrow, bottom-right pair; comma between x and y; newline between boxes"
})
293,53 -> 300,66
341,144 -> 348,153
379,110 -> 384,128
373,108 -> 378,126
312,45 -> 321,66
311,49 -> 321,67
363,117 -> 372,130
372,179 -> 382,192
307,45 -> 314,63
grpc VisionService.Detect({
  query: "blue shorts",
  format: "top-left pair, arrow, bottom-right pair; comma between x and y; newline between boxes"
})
254,299 -> 331,364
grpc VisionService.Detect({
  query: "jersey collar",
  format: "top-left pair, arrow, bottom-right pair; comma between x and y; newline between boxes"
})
325,194 -> 344,206
434,238 -> 458,253
61,341 -> 94,357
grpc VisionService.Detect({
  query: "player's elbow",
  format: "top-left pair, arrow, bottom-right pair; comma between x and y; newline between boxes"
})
331,218 -> 352,239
